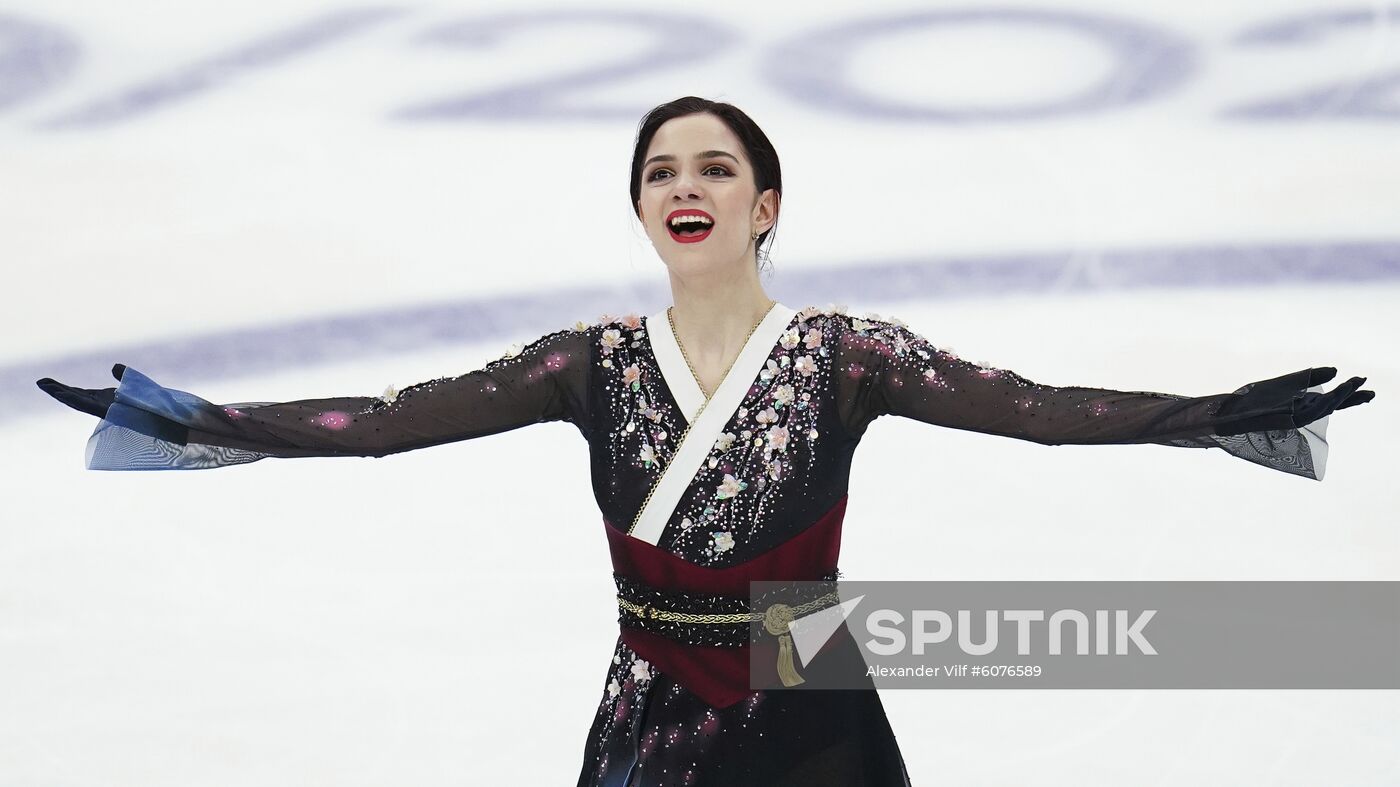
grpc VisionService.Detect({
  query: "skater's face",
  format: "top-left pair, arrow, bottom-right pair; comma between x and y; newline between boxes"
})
636,113 -> 777,274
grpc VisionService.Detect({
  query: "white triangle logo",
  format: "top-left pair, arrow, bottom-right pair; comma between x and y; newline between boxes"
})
785,594 -> 866,667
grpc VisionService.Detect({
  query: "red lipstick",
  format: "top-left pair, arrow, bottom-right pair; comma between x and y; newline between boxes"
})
665,208 -> 715,244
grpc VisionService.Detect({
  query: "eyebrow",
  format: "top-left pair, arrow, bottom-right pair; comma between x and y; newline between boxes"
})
643,150 -> 740,169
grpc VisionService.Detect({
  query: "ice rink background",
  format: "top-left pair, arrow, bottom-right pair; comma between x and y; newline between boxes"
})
2,1 -> 1398,784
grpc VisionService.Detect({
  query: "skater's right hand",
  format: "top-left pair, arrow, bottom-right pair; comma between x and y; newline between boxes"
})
35,364 -> 129,419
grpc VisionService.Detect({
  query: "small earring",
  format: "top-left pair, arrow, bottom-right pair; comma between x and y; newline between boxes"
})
751,230 -> 759,241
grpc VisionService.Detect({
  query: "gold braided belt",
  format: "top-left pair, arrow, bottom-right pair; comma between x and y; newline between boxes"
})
613,570 -> 843,687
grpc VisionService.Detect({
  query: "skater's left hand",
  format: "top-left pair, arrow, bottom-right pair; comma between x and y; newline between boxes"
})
1291,367 -> 1373,428
1215,366 -> 1373,437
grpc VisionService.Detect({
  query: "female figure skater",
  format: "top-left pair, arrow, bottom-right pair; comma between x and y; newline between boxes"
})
36,96 -> 1373,786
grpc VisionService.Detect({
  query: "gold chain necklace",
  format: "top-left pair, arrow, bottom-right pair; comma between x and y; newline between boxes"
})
626,299 -> 777,537
669,299 -> 776,400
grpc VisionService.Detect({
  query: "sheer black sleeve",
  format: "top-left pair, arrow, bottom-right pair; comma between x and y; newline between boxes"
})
40,325 -> 594,470
835,313 -> 1328,480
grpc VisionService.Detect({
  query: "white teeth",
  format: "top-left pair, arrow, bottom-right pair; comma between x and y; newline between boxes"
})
669,215 -> 714,230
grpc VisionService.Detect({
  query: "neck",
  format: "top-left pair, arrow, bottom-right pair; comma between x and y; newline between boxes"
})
665,269 -> 775,363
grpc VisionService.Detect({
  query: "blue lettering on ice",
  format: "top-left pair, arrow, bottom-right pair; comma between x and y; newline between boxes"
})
37,7 -> 409,129
9,7 -> 1400,127
389,10 -> 740,122
1222,6 -> 1400,121
761,8 -> 1196,121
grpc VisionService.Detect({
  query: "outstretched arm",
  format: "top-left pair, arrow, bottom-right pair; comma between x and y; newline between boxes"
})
36,325 -> 594,470
835,314 -> 1372,480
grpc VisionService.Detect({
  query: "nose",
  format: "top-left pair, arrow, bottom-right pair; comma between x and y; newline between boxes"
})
670,170 -> 704,201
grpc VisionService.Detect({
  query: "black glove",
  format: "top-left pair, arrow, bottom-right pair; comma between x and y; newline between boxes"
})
35,364 -> 129,419
1215,367 -> 1374,437
1291,367 -> 1372,427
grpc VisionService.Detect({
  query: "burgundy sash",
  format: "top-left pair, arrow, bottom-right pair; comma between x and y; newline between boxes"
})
603,495 -> 848,709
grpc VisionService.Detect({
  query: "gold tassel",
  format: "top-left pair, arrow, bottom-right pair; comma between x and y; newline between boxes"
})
776,632 -> 805,686
764,602 -> 805,686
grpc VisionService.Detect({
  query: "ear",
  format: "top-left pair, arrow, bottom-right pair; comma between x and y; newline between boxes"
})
753,189 -> 779,235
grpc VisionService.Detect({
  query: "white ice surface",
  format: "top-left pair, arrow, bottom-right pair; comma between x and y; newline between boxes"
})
3,1 -> 1397,784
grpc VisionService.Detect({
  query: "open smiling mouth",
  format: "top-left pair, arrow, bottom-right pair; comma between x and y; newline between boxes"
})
667,214 -> 715,243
